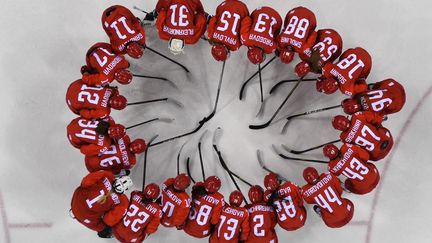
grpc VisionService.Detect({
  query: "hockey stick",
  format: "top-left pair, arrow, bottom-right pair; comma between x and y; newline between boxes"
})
269,78 -> 317,94
127,98 -> 184,108
149,116 -> 207,147
126,117 -> 173,130
132,74 -> 178,89
212,128 -> 249,204
176,141 -> 187,176
249,78 -> 303,130
258,63 -> 264,103
198,130 -> 209,181
281,104 -> 342,133
146,46 -> 190,73
239,56 -> 277,100
256,150 -> 288,182
186,157 -> 196,184
202,60 -> 226,122
142,135 -> 159,190
281,139 -> 342,155
133,6 -> 149,14
272,145 -> 328,164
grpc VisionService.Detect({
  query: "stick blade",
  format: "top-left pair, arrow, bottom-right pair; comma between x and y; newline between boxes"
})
281,119 -> 290,134
158,117 -> 175,123
198,129 -> 209,144
269,80 -> 286,94
249,121 -> 271,130
167,98 -> 184,108
281,144 -> 301,154
255,98 -> 268,117
212,127 -> 223,146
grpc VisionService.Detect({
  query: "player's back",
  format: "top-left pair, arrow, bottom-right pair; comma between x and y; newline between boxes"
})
361,78 -> 406,115
85,136 -> 135,173
278,6 -> 317,52
302,173 -> 353,227
160,184 -> 190,227
66,79 -> 112,115
272,182 -> 306,231
341,113 -> 385,153
113,191 -> 162,243
71,173 -> 117,219
328,144 -> 380,194
245,203 -> 277,243
86,43 -> 128,77
210,205 -> 249,243
325,47 -> 372,95
184,192 -> 224,238
67,117 -> 111,148
216,0 -> 249,18
250,6 -> 282,37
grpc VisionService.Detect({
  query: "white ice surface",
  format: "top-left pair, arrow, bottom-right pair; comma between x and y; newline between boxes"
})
0,0 -> 431,242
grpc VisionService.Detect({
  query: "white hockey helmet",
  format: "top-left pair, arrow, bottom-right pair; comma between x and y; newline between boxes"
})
113,176 -> 133,194
168,38 -> 185,55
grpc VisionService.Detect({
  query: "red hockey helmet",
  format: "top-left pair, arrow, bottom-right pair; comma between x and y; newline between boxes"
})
229,190 -> 244,207
108,124 -> 126,139
295,61 -> 311,78
264,173 -> 280,191
174,173 -> 191,191
114,69 -> 133,85
279,49 -> 295,64
110,95 -> 127,110
211,44 -> 229,62
303,167 -> 319,185
342,98 -> 361,114
126,42 -> 144,59
129,139 -> 147,154
248,185 -> 264,204
323,144 -> 339,159
144,183 -> 160,200
332,115 -> 350,131
204,176 -> 221,193
247,47 -> 265,64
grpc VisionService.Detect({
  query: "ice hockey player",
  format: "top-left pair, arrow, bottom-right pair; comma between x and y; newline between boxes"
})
264,173 -> 306,231
244,185 -> 278,243
318,47 -> 372,96
66,79 -> 127,119
324,143 -> 380,195
159,173 -> 192,228
154,0 -> 207,55
113,183 -> 163,242
70,171 -> 132,238
183,176 -> 225,238
85,135 -> 147,174
332,111 -> 393,161
240,6 -> 282,64
276,6 -> 317,64
207,0 -> 249,62
209,190 -> 250,243
80,42 -> 133,86
102,5 -> 146,59
67,116 -> 126,156
301,167 -> 354,228
295,28 -> 343,78
341,78 -> 406,116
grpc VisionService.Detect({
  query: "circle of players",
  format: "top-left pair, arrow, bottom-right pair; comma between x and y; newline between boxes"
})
65,1 -> 406,242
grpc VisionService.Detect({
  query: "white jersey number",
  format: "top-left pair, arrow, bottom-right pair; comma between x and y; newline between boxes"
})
284,16 -> 309,39
313,37 -> 338,62
77,84 -> 102,105
274,196 -> 296,221
342,157 -> 369,180
337,54 -> 365,80
314,187 -> 342,213
254,13 -> 278,38
354,125 -> 381,151
217,11 -> 241,35
367,90 -> 393,112
218,215 -> 239,240
170,4 -> 189,27
123,204 -> 151,233
106,16 -> 136,40
253,214 -> 265,237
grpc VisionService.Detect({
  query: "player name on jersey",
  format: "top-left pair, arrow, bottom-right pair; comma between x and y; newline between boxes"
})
303,174 -> 332,197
